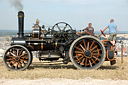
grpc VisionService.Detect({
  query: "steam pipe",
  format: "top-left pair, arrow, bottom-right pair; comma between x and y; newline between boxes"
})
18,11 -> 24,38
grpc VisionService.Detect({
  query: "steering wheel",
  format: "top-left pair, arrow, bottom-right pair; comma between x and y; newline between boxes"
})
52,22 -> 73,42
100,30 -> 106,37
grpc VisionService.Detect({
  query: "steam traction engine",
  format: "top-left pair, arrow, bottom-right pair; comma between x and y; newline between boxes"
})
3,11 -> 116,71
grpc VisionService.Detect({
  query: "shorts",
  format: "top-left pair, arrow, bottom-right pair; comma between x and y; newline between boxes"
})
108,33 -> 117,41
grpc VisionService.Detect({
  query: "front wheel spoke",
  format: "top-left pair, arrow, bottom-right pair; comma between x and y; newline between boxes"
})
90,45 -> 97,52
20,61 -> 24,67
15,62 -> 18,69
20,52 -> 26,57
21,56 -> 28,59
7,58 -> 12,61
9,61 -> 16,68
9,52 -> 16,57
19,50 -> 23,56
11,61 -> 16,67
6,55 -> 14,58
20,59 -> 28,62
80,44 -> 86,51
89,60 -> 92,67
13,49 -> 17,55
18,61 -> 21,68
16,49 -> 19,56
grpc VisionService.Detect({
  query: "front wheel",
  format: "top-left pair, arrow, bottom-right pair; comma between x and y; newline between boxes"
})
69,35 -> 106,70
3,45 -> 32,71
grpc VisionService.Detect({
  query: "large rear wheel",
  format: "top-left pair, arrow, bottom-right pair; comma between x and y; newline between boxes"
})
3,45 -> 31,71
69,35 -> 106,69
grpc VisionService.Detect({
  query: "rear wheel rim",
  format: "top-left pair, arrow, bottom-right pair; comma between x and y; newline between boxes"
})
3,45 -> 31,71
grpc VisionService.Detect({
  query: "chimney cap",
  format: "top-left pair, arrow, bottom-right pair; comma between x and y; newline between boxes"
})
18,11 -> 24,17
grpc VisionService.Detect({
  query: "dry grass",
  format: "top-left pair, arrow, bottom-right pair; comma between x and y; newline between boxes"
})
0,57 -> 128,80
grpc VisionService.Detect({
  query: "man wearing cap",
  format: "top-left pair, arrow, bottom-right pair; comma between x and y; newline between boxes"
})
103,19 -> 118,45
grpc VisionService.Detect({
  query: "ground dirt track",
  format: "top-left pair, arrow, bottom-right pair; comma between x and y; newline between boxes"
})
0,57 -> 128,85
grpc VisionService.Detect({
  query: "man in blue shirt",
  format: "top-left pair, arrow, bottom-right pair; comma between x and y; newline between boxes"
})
103,19 -> 118,45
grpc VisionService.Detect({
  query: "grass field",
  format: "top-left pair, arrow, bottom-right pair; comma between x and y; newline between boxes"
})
0,57 -> 128,80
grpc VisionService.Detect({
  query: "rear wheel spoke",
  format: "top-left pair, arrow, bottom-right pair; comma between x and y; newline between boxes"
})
93,56 -> 99,61
92,50 -> 98,53
85,58 -> 88,66
75,51 -> 83,54
89,41 -> 95,50
76,54 -> 82,57
83,40 -> 87,50
87,41 -> 90,50
91,58 -> 95,63
89,60 -> 92,67
81,58 -> 85,65
80,44 -> 86,51
93,53 -> 101,56
76,47 -> 84,52
76,56 -> 84,63
90,45 -> 97,52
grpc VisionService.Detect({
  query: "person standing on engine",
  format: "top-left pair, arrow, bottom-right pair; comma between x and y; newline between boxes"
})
82,23 -> 94,35
103,19 -> 118,45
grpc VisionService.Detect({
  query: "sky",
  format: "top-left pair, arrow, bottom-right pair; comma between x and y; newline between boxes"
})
0,0 -> 128,31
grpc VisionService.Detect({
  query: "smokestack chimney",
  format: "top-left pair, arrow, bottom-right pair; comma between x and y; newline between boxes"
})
18,11 -> 24,38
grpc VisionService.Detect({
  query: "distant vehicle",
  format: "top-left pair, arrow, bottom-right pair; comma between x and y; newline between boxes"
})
3,11 -> 116,71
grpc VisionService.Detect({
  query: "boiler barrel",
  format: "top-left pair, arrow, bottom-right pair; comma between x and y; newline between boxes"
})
26,41 -> 56,51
